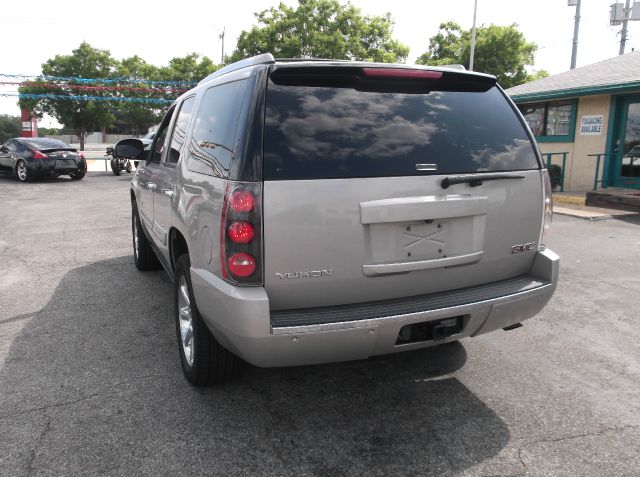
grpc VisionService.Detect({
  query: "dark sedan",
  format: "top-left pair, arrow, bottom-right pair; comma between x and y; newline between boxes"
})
0,138 -> 87,182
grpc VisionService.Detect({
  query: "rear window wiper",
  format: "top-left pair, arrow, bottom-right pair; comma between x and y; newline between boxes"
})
441,173 -> 525,189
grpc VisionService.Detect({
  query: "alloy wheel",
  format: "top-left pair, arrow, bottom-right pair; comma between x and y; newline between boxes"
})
177,275 -> 194,366
17,161 -> 27,181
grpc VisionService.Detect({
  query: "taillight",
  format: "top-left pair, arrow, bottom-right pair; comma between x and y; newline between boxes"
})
80,153 -> 85,160
220,182 -> 262,285
227,253 -> 256,278
228,221 -> 255,244
230,189 -> 255,213
539,169 -> 553,250
362,68 -> 443,79
32,151 -> 48,159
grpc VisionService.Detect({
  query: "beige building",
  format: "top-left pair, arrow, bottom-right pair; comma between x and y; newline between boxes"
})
507,52 -> 640,192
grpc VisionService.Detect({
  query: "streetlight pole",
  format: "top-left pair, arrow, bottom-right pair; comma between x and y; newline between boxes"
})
620,0 -> 631,55
570,0 -> 581,69
469,0 -> 478,71
220,27 -> 226,64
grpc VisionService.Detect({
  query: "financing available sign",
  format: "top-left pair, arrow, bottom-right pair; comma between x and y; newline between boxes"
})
580,115 -> 603,135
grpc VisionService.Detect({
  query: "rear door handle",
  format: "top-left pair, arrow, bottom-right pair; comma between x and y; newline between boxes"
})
161,189 -> 174,198
362,251 -> 484,276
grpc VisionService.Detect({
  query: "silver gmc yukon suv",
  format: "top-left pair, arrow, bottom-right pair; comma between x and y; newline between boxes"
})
116,54 -> 559,386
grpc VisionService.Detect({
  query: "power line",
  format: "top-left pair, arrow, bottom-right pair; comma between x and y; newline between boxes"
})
1,81 -> 187,94
0,73 -> 196,86
2,93 -> 173,104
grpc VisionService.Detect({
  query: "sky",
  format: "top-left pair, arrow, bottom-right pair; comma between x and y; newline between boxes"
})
1,0 -> 637,126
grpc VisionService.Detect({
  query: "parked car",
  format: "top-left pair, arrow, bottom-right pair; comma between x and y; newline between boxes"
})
116,54 -> 559,386
0,137 -> 86,182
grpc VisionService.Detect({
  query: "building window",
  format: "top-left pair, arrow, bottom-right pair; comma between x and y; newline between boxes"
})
519,100 -> 576,142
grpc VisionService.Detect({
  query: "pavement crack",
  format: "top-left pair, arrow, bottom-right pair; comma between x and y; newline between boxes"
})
599,280 -> 640,295
517,447 -> 528,474
0,374 -> 161,419
0,312 -> 36,326
520,424 -> 640,449
25,410 -> 52,477
1,392 -> 105,420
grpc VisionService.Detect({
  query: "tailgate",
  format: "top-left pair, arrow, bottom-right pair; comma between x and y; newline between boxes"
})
264,172 -> 543,310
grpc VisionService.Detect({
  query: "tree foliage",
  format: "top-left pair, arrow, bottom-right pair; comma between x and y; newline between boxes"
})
18,43 -> 219,147
416,22 -> 539,89
230,0 -> 408,63
116,53 -> 218,135
0,115 -> 20,143
159,53 -> 218,83
526,69 -> 549,83
19,42 -> 117,150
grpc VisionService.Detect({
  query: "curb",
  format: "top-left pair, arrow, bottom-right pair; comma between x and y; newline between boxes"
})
553,194 -> 586,206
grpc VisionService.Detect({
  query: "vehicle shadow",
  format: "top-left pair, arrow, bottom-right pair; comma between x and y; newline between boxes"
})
0,257 -> 509,475
612,213 -> 640,225
0,174 -> 76,184
0,172 -> 127,185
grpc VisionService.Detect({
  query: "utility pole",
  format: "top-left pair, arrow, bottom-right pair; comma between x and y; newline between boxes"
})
620,0 -> 632,55
469,0 -> 478,70
220,27 -> 226,63
570,0 -> 581,69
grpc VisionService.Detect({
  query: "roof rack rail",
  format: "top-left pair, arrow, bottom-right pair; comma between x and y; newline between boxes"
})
198,53 -> 275,85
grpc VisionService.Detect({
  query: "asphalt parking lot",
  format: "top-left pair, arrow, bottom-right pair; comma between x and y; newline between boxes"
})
1,173 -> 639,476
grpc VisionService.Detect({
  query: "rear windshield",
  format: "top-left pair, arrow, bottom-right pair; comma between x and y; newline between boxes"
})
263,76 -> 539,180
24,139 -> 73,151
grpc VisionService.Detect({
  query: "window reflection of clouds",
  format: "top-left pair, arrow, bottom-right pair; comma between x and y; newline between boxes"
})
471,139 -> 535,171
273,88 -> 438,161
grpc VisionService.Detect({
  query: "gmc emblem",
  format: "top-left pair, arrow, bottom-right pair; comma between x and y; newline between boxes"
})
511,242 -> 535,254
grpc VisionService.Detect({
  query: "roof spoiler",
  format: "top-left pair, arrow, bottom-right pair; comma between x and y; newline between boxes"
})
439,64 -> 466,71
198,53 -> 275,85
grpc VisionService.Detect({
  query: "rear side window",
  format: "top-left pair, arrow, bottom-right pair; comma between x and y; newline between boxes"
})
24,139 -> 70,151
264,78 -> 539,180
187,79 -> 247,177
167,95 -> 195,164
5,141 -> 18,154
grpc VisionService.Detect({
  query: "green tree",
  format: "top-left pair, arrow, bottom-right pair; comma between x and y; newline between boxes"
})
115,55 -> 164,135
527,69 -> 549,83
114,53 -> 218,135
19,42 -> 118,150
158,53 -> 219,83
0,115 -> 20,143
230,0 -> 409,63
416,22 -> 539,89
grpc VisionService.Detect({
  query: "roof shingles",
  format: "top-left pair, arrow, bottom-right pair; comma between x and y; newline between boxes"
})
506,51 -> 640,98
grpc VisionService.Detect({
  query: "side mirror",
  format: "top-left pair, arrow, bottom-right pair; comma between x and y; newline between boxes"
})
0,146 -> 7,153
115,138 -> 144,160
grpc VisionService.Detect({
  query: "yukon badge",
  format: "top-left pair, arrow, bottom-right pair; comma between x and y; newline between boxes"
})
275,269 -> 333,279
511,242 -> 535,254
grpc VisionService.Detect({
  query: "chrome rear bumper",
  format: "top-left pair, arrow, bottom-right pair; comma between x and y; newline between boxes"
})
191,249 -> 559,367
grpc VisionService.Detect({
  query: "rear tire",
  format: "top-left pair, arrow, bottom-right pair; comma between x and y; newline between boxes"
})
15,160 -> 30,182
132,202 -> 160,271
175,254 -> 241,386
125,161 -> 132,173
110,158 -> 121,176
